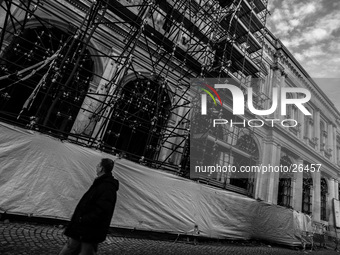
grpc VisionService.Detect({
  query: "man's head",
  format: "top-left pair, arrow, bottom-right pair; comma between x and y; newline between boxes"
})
96,158 -> 114,176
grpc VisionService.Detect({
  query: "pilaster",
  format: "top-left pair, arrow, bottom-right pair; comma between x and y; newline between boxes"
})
270,64 -> 283,120
256,139 -> 281,202
298,106 -> 305,140
336,180 -> 339,200
315,109 -> 320,151
72,52 -> 117,136
333,124 -> 337,164
328,178 -> 335,225
291,177 -> 297,208
313,170 -> 321,222
328,124 -> 334,162
293,158 -> 303,211
0,1 -> 22,56
271,144 -> 282,205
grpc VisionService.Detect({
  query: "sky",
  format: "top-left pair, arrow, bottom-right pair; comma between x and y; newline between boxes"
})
266,0 -> 340,111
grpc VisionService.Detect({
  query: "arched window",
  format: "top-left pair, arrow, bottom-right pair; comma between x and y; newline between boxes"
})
302,167 -> 313,215
0,26 -> 93,134
102,77 -> 171,161
321,178 -> 328,221
277,155 -> 293,208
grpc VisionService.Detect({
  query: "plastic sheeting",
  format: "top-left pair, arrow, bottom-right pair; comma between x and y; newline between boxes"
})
0,122 -> 310,246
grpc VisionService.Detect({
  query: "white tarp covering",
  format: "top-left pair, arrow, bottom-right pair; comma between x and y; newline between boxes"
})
0,122 -> 309,246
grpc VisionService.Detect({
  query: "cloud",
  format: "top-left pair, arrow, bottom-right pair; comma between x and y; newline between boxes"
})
300,45 -> 324,58
328,41 -> 340,52
268,0 -> 320,37
294,53 -> 304,62
266,0 -> 340,109
290,2 -> 317,18
331,27 -> 340,37
303,28 -> 328,43
313,79 -> 340,110
289,19 -> 300,27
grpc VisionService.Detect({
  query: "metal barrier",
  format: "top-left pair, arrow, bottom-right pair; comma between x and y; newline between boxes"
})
301,221 -> 327,251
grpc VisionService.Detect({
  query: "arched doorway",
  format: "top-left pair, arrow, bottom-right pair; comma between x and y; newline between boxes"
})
102,77 -> 171,161
0,26 -> 93,134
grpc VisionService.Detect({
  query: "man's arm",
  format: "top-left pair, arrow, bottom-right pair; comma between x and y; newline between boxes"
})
80,187 -> 116,225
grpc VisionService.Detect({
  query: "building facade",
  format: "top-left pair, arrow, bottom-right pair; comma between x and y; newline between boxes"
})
258,32 -> 340,226
1,0 -> 339,233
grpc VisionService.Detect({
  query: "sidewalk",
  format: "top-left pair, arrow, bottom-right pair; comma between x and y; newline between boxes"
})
0,219 -> 339,255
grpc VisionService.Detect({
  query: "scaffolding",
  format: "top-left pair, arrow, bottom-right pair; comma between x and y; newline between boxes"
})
0,0 -> 269,186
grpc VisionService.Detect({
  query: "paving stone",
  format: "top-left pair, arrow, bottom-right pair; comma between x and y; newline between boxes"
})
0,221 -> 339,255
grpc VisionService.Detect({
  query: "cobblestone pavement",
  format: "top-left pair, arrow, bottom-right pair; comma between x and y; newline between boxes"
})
1,221 -> 340,255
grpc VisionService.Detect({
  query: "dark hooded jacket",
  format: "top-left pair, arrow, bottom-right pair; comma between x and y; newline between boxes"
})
64,173 -> 119,243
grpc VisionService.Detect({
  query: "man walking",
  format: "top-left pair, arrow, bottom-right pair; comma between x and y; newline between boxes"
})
59,158 -> 119,255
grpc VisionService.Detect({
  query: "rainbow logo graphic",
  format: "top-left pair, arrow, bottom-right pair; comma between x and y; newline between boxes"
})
199,83 -> 223,115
